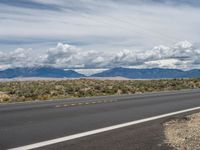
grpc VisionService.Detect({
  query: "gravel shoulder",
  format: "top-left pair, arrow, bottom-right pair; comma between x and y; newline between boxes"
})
164,112 -> 200,150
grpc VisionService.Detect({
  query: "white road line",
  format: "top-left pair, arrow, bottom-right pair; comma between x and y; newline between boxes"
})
9,106 -> 200,150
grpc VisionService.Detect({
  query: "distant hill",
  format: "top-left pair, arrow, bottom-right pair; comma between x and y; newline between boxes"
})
91,67 -> 200,79
0,67 -> 85,78
1,67 -> 200,79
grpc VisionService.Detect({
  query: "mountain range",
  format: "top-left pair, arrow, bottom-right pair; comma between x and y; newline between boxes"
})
91,67 -> 200,79
0,67 -> 85,78
0,67 -> 200,79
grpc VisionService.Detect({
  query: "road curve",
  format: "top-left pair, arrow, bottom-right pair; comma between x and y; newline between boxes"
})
0,89 -> 200,149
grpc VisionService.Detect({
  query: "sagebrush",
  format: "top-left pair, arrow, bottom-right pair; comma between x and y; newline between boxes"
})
0,78 -> 200,103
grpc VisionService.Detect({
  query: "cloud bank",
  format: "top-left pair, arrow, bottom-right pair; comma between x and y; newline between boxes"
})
0,41 -> 200,70
0,0 -> 200,70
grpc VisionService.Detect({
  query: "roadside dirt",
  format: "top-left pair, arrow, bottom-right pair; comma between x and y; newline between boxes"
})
164,112 -> 200,150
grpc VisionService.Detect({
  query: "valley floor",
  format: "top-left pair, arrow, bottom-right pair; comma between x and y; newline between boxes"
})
0,78 -> 200,103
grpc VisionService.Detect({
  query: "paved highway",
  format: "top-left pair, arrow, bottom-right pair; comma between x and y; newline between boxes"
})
0,89 -> 200,150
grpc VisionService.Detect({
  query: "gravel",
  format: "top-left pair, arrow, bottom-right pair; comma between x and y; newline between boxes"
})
164,112 -> 200,150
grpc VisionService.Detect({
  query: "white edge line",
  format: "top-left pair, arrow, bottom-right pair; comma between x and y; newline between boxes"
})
9,106 -> 200,150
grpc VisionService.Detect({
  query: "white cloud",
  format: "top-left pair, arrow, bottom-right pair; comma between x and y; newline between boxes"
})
104,41 -> 200,69
43,43 -> 78,65
0,48 -> 32,67
144,59 -> 181,69
0,41 -> 200,70
42,43 -> 111,68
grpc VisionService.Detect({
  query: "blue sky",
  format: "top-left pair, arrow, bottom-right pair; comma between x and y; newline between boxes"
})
0,0 -> 200,70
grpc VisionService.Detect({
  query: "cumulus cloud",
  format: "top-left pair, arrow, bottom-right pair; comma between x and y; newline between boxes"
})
42,43 -> 78,67
0,41 -> 200,70
144,59 -> 182,69
112,41 -> 200,70
41,43 -> 112,68
0,48 -> 36,69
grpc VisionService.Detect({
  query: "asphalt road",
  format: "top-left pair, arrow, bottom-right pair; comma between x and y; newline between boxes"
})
0,89 -> 200,150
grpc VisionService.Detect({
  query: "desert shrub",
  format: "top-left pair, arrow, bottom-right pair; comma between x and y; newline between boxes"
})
0,78 -> 199,102
0,92 -> 10,102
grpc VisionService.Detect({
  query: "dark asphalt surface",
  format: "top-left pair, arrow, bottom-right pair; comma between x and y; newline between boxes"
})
39,118 -> 173,150
0,89 -> 200,150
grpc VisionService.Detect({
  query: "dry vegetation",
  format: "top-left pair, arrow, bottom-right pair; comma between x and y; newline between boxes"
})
164,112 -> 200,150
0,78 -> 200,103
